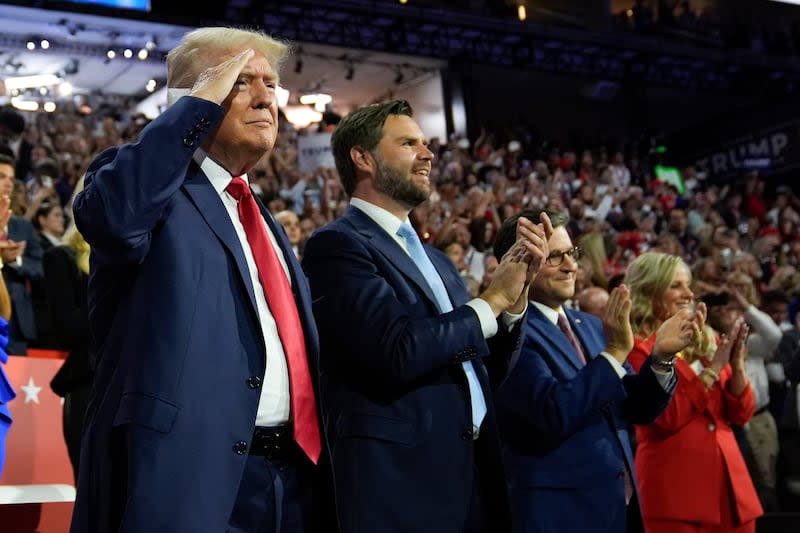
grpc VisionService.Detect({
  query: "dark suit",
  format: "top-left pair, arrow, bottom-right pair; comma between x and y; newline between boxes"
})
302,206 -> 522,533
3,215 -> 43,354
495,306 -> 674,533
69,97 -> 324,533
44,245 -> 91,478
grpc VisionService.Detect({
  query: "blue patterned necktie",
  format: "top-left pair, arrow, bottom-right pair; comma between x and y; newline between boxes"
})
396,223 -> 487,433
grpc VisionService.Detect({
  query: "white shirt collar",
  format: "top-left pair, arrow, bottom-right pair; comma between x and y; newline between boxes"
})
42,232 -> 62,247
349,197 -> 410,239
531,300 -> 565,325
193,148 -> 248,196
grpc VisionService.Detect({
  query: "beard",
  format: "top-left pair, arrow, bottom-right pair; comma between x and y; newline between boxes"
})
373,156 -> 430,210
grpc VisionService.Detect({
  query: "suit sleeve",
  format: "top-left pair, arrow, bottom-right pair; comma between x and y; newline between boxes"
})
620,358 -> 675,424
723,375 -> 757,426
302,228 -> 490,388
5,220 -> 43,281
43,248 -> 88,348
483,317 -> 523,390
73,97 -> 225,265
495,333 -> 628,450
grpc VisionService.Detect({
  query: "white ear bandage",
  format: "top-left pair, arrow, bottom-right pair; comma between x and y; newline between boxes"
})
167,88 -> 191,107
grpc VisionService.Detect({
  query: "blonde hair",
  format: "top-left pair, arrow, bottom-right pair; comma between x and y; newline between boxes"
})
167,27 -> 290,88
726,271 -> 759,307
625,252 -> 685,338
62,175 -> 90,274
577,231 -> 609,289
63,225 -> 90,275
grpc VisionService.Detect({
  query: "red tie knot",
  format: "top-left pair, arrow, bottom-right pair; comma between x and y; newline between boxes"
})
226,176 -> 251,202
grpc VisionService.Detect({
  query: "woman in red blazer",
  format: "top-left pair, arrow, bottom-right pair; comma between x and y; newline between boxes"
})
625,252 -> 763,533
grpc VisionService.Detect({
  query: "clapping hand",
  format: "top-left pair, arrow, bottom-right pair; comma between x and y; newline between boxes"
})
517,212 -> 553,283
483,212 -> 552,315
653,307 -> 701,360
709,316 -> 747,374
727,317 -> 750,372
602,285 -> 633,363
0,194 -> 10,231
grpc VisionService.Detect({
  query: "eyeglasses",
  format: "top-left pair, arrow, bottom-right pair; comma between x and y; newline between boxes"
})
545,246 -> 582,267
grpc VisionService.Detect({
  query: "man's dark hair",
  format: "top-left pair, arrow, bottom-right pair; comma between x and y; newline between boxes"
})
0,153 -> 15,168
493,209 -> 568,260
762,289 -> 789,308
331,99 -> 413,196
0,108 -> 25,136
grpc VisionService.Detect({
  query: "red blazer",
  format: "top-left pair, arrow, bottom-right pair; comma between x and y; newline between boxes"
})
628,335 -> 763,526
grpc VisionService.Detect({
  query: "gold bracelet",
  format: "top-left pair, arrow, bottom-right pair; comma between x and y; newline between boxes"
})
699,367 -> 719,390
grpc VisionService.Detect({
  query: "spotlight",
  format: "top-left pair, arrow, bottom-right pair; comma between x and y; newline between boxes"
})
26,40 -> 35,51
518,4 -> 527,22
58,81 -> 73,96
138,48 -> 148,60
40,39 -> 50,50
123,48 -> 133,59
43,101 -> 56,113
145,38 -> 157,50
39,87 -> 48,96
107,49 -> 116,59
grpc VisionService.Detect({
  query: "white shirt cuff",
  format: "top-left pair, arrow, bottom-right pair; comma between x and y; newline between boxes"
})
466,298 -> 499,339
650,365 -> 676,391
500,304 -> 526,332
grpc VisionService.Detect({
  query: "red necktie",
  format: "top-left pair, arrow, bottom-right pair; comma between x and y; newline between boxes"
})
557,313 -> 587,365
226,177 -> 321,464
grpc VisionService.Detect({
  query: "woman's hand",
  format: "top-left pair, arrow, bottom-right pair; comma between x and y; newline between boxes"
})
729,320 -> 750,372
710,316 -> 746,374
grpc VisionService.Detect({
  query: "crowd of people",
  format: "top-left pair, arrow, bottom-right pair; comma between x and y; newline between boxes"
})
619,0 -> 800,58
0,24 -> 798,532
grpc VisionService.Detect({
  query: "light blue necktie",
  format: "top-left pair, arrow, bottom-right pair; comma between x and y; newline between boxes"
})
396,223 -> 487,433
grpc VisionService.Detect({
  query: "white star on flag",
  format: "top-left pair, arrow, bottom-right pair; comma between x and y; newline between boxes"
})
21,376 -> 42,404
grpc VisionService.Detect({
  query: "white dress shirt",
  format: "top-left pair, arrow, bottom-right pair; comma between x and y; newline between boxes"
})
195,150 -> 291,426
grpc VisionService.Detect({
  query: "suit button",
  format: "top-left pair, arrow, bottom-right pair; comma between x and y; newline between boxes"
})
233,441 -> 248,455
247,376 -> 262,389
183,137 -> 195,147
460,429 -> 473,441
707,423 -> 716,432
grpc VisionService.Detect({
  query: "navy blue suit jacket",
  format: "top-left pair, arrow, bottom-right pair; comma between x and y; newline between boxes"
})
69,97 -> 323,533
302,206 -> 522,533
4,214 -> 43,353
495,306 -> 674,533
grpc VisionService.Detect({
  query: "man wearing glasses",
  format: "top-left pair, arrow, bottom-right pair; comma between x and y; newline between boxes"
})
491,209 -> 677,533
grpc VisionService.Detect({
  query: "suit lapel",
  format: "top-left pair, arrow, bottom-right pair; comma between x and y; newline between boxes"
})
528,307 -> 584,371
344,206 -> 441,310
181,165 -> 259,318
428,249 -> 467,308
